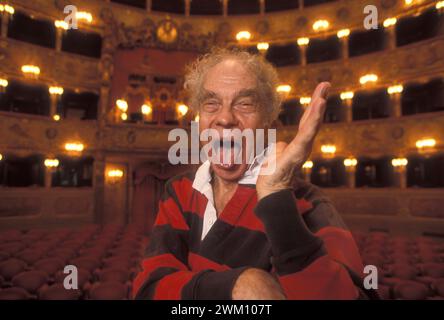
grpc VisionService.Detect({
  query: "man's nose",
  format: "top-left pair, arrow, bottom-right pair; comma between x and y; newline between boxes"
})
214,105 -> 238,129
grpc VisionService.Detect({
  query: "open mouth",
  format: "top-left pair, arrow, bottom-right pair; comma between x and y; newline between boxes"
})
211,138 -> 242,169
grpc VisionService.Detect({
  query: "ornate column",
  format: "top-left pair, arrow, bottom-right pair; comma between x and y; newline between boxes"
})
298,39 -> 308,66
44,165 -> 52,188
298,0 -> 304,10
302,161 -> 313,183
1,11 -> 10,38
392,158 -> 408,189
43,158 -> 59,188
55,28 -> 63,51
389,91 -> 402,117
339,37 -> 349,59
222,0 -> 228,18
185,0 -> 191,17
387,85 -> 404,117
344,158 -> 357,188
93,153 -> 106,224
98,18 -> 116,124
49,94 -> 58,118
259,0 -> 265,16
146,0 -> 152,12
341,95 -> 353,122
384,23 -> 397,50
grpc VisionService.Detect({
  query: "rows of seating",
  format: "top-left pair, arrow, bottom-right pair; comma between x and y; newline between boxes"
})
2,226 -> 444,299
0,224 -> 148,300
352,231 -> 444,300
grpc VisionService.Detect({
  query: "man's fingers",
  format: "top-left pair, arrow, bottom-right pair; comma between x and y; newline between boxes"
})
299,82 -> 330,128
282,84 -> 329,165
312,81 -> 331,101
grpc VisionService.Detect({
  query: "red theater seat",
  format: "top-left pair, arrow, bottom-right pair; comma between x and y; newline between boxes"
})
415,276 -> 436,286
0,258 -> 28,281
0,242 -> 26,256
59,240 -> 84,252
102,257 -> 134,270
427,296 -> 444,300
109,247 -> 140,259
0,230 -> 22,243
390,265 -> 418,280
393,281 -> 430,300
16,249 -> 45,264
380,277 -> 403,287
11,270 -> 48,294
0,251 -> 10,262
79,247 -> 108,259
376,284 -> 391,300
389,253 -> 420,264
96,268 -> 131,283
38,284 -> 81,300
420,263 -> 444,278
432,279 -> 444,297
47,249 -> 76,264
26,229 -> 47,238
70,257 -> 101,272
0,287 -> 30,300
88,281 -> 128,300
33,258 -> 64,276
362,253 -> 386,267
54,267 -> 92,290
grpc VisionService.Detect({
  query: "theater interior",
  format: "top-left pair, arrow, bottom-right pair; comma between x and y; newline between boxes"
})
0,0 -> 444,300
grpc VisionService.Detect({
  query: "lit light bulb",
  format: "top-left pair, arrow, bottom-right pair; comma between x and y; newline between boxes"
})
49,86 -> 64,95
383,17 -> 397,28
337,29 -> 350,38
360,74 -> 378,85
321,145 -> 336,154
177,104 -> 189,117
276,85 -> 292,93
392,158 -> 408,167
340,91 -> 354,100
297,37 -> 309,46
236,31 -> 251,41
257,42 -> 269,51
300,97 -> 311,106
141,103 -> 152,115
416,138 -> 436,149
76,11 -> 93,23
116,99 -> 128,112
64,143 -> 84,152
44,159 -> 59,168
313,20 -> 329,31
387,85 -> 403,95
344,158 -> 358,167
303,161 -> 313,169
54,20 -> 68,30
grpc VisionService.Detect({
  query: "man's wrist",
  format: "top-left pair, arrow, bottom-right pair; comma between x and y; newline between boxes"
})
256,186 -> 293,201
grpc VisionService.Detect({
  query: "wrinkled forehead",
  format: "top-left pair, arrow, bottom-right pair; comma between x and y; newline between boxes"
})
203,59 -> 257,90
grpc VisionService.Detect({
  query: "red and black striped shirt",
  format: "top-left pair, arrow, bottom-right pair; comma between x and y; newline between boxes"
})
133,171 -> 370,300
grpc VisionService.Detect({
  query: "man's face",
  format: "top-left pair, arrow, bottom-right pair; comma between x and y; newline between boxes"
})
198,59 -> 267,182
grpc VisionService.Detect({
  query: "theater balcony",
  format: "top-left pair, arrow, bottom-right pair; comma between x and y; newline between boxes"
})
0,0 -> 442,266
0,0 -> 444,301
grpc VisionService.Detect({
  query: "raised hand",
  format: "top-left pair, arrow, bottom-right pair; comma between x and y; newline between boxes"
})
256,82 -> 331,200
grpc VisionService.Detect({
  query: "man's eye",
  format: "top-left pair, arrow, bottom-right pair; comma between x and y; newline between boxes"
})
234,102 -> 256,112
202,102 -> 219,112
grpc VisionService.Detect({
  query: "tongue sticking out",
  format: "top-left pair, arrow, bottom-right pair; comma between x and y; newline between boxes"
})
214,140 -> 241,169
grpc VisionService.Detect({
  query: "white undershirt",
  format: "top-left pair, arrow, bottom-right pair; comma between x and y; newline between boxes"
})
191,147 -> 270,240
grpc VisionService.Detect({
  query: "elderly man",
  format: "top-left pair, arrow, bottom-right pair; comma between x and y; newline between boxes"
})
133,48 -> 373,300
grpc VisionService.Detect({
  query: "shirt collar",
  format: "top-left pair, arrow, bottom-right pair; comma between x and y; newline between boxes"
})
192,145 -> 271,193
